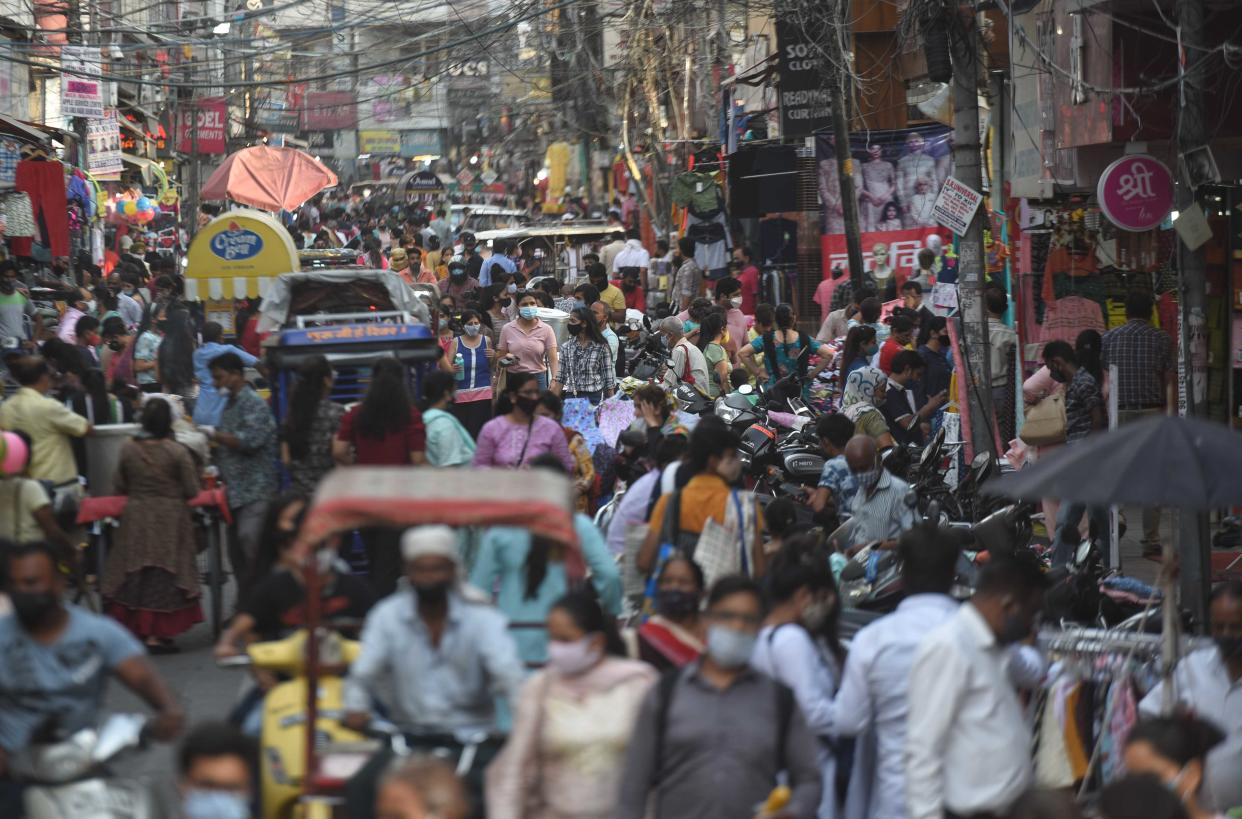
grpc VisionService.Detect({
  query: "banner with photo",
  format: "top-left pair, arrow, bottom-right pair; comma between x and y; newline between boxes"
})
816,124 -> 954,279
86,109 -> 123,179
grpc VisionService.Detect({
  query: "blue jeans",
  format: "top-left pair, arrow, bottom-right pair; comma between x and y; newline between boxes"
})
1052,501 -> 1109,567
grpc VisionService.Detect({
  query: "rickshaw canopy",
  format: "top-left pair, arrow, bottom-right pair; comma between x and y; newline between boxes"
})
297,467 -> 579,554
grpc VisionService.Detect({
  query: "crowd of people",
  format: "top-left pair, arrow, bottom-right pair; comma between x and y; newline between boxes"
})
0,195 -> 1236,819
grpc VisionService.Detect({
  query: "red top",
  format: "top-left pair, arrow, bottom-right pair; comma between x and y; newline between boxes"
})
615,279 -> 646,312
336,405 -> 426,465
737,265 -> 761,315
878,337 -> 906,374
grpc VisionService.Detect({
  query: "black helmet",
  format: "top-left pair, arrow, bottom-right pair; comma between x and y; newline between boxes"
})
459,231 -> 476,247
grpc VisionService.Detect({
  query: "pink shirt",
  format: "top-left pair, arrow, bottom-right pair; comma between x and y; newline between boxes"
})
472,414 -> 575,472
813,277 -> 842,320
499,320 -> 558,374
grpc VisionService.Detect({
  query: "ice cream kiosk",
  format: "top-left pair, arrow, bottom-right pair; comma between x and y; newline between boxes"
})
184,208 -> 300,334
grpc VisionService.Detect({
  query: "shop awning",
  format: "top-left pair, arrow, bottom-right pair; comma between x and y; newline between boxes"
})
0,114 -> 51,144
121,153 -> 156,185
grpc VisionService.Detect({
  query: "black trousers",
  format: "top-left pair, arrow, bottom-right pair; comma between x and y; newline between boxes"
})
360,527 -> 403,597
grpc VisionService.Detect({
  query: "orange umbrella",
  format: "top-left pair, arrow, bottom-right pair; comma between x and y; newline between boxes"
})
200,145 -> 338,212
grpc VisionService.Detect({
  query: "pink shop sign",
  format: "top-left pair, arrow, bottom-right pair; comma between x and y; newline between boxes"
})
1097,155 -> 1173,232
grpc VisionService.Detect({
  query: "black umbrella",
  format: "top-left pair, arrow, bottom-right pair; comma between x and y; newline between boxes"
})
988,414 -> 1242,508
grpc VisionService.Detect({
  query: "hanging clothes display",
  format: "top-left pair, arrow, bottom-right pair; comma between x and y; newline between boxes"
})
685,209 -> 732,272
14,159 -> 70,257
670,171 -> 722,216
1038,295 -> 1106,347
0,192 -> 35,237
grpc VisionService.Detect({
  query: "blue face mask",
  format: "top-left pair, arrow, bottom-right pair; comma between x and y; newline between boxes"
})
705,624 -> 756,669
519,306 -> 538,321
181,789 -> 250,819
573,298 -> 586,310
683,320 -> 699,335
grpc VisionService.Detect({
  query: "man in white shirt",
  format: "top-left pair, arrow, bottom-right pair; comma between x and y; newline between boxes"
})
1138,581 -> 1242,813
612,231 -> 650,279
905,553 -> 1048,819
656,316 -> 709,393
599,230 -> 627,276
834,525 -> 963,819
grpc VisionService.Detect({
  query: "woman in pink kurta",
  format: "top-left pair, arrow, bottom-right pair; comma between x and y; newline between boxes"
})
472,371 -> 575,472
1023,363 -> 1065,536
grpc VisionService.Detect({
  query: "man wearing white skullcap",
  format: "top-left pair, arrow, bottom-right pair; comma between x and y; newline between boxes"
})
341,525 -> 525,816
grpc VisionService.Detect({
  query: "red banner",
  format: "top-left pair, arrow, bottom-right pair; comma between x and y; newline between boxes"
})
176,98 -> 227,154
819,227 -> 950,280
301,91 -> 357,131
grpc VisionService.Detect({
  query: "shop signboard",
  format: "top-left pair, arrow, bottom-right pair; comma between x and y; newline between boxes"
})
301,91 -> 357,131
255,96 -> 298,131
176,98 -> 227,154
1097,154 -> 1173,232
775,18 -> 832,139
404,169 -> 442,192
185,209 -> 300,301
86,109 -> 123,179
359,130 -> 401,155
400,129 -> 443,158
932,177 -> 984,236
816,124 -> 954,278
61,46 -> 103,119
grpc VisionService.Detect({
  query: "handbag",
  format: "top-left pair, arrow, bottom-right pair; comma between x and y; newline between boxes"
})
1020,392 -> 1067,446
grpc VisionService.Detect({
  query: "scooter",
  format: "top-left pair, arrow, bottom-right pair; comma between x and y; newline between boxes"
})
11,713 -> 154,819
218,629 -> 367,819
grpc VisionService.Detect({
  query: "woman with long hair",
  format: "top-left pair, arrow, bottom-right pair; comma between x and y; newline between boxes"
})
132,303 -> 164,393
839,324 -> 879,386
552,306 -> 614,405
281,355 -> 344,494
421,370 -> 477,467
536,391 -> 595,513
157,305 -> 197,409
738,302 -> 825,399
472,371 -> 574,472
632,554 -> 706,671
333,358 -> 426,467
696,311 -> 731,399
629,382 -> 686,459
750,533 -> 846,819
438,307 -> 494,439
470,456 -> 621,668
333,358 -> 426,596
486,590 -> 655,819
103,397 -> 202,651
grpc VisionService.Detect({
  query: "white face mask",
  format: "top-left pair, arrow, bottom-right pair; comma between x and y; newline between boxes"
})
217,385 -> 232,398
730,296 -> 743,309
546,636 -> 602,676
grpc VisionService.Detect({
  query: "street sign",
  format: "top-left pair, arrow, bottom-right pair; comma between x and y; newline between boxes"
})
456,169 -> 475,187
61,47 -> 103,119
1097,154 -> 1173,232
932,177 -> 984,236
775,18 -> 832,139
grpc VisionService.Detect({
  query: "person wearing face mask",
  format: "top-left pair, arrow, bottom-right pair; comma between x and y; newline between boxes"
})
472,372 -> 575,471
0,261 -> 41,349
638,416 -> 766,580
1122,716 -> 1232,819
905,553 -> 1049,819
750,536 -> 847,819
71,314 -> 102,369
486,590 -> 656,819
631,553 -> 705,670
177,722 -> 256,819
1042,340 -> 1106,567
1136,582 -> 1242,815
712,277 -> 748,360
439,257 -> 480,304
915,315 -> 952,399
437,308 -> 495,438
551,306 -> 615,404
617,574 -> 823,819
107,272 -> 145,329
342,526 -> 524,818
131,304 -> 164,392
0,355 -> 92,490
421,370 -> 478,467
497,291 -> 559,391
192,322 -> 261,427
0,541 -> 184,814
840,434 -> 914,559
696,311 -> 731,399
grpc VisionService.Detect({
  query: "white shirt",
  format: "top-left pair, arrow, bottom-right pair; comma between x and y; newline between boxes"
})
752,623 -> 843,819
835,594 -> 959,819
1139,647 -> 1242,812
904,603 -> 1033,819
612,239 -> 651,273
664,339 -> 710,392
602,327 -> 620,382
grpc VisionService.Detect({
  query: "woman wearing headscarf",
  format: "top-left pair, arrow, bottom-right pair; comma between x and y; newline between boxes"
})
104,398 -> 202,651
840,366 -> 896,448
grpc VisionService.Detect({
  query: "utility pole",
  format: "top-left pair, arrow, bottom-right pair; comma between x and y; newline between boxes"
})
948,3 -> 995,458
1175,0 -> 1210,630
824,0 -> 865,288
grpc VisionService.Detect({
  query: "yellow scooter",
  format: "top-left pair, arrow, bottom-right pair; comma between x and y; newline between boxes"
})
220,629 -> 378,819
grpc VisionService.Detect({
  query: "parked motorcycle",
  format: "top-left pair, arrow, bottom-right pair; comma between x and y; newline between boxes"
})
11,713 -> 154,819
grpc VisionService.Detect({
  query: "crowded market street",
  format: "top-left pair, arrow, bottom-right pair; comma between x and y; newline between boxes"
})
3,0 -> 1242,818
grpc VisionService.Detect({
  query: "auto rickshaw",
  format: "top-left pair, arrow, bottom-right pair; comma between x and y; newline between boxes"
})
221,467 -> 578,819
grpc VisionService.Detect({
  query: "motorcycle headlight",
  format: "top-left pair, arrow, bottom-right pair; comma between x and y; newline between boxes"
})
715,401 -> 740,424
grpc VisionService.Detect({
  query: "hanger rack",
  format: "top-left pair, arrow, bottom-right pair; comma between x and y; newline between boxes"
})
1038,626 -> 1212,660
